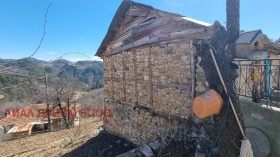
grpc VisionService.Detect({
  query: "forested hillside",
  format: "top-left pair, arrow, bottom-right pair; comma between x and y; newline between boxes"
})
0,58 -> 103,103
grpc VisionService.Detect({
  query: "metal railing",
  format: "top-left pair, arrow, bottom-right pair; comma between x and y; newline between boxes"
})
234,58 -> 280,108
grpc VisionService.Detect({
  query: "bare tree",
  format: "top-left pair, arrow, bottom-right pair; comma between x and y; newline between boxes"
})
47,77 -> 76,129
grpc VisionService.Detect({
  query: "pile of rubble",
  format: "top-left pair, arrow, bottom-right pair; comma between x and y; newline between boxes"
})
117,123 -> 217,157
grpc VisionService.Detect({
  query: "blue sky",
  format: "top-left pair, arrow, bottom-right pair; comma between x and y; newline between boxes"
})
0,0 -> 279,62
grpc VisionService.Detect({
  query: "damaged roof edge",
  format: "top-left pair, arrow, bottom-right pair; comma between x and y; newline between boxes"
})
181,17 -> 211,27
95,0 -> 212,57
95,0 -> 134,57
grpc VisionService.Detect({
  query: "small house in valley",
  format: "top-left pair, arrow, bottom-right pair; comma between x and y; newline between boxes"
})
0,103 -> 80,140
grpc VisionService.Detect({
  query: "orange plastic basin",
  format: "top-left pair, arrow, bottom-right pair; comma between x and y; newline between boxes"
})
193,89 -> 223,118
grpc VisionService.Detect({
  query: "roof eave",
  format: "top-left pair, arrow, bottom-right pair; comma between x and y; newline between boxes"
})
95,0 -> 134,57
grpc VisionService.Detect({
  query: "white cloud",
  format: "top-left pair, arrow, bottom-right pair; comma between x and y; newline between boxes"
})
79,37 -> 85,40
35,57 -> 44,60
92,56 -> 103,62
65,56 -> 103,62
66,58 -> 85,62
47,51 -> 56,55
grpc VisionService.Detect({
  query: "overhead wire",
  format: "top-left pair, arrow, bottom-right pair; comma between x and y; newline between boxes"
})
0,2 -> 101,94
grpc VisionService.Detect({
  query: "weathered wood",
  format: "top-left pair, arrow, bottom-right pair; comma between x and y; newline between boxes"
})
179,70 -> 184,95
137,17 -> 156,27
107,6 -> 214,56
105,78 -> 192,91
127,5 -> 150,17
132,17 -> 168,35
122,51 -> 126,102
154,82 -> 191,90
121,14 -> 134,27
170,28 -> 206,38
190,41 -> 196,101
109,40 -> 123,49
133,49 -> 138,104
134,35 -> 159,47
110,35 -> 159,55
148,44 -> 153,107
110,45 -> 122,55
122,43 -> 134,51
110,56 -> 114,99
110,29 -> 132,46
121,16 -> 148,34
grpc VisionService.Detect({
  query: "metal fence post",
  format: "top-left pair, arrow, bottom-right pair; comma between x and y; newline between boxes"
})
265,58 -> 271,107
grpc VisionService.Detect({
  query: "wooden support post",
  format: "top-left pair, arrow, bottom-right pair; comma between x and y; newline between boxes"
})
110,56 -> 114,99
133,49 -> 138,104
190,40 -> 196,101
148,44 -> 153,107
122,51 -> 126,102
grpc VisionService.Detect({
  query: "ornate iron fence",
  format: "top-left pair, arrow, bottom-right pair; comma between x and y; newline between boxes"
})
234,59 -> 280,107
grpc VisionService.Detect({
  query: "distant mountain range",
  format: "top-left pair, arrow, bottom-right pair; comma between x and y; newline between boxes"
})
0,58 -> 102,67
0,58 -> 104,102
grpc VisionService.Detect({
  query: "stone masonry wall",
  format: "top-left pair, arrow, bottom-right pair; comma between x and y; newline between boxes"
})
195,57 -> 208,96
104,100 -> 189,145
103,40 -> 203,145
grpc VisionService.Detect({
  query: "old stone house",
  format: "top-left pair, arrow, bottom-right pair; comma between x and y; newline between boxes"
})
95,1 -> 215,145
235,30 -> 279,59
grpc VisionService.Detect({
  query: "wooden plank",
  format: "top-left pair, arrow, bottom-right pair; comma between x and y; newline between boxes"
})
122,51 -> 126,102
109,40 -> 123,49
162,82 -> 191,90
122,43 -> 134,51
133,49 -> 138,104
121,16 -> 148,34
137,17 -> 156,27
152,21 -> 187,36
157,32 -> 213,42
132,17 -> 168,35
150,35 -> 159,43
120,13 -> 134,29
123,36 -> 133,46
109,30 -> 132,46
110,35 -> 159,54
110,37 -> 201,56
190,40 -> 196,101
110,56 -> 114,99
169,28 -> 206,38
129,35 -> 159,49
148,44 -> 153,107
121,9 -> 155,35
179,70 -> 183,96
127,8 -> 150,17
134,36 -> 150,47
110,45 -> 122,55
109,78 -> 192,90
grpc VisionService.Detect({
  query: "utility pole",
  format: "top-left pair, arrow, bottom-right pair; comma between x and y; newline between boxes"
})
227,0 -> 240,41
226,0 -> 240,61
193,0 -> 244,156
45,72 -> 51,132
